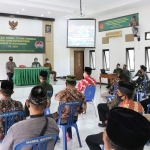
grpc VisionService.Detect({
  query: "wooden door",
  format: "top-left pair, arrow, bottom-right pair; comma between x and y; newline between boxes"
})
74,51 -> 84,80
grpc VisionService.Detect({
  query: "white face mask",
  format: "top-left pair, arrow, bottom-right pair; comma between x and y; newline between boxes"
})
46,61 -> 49,63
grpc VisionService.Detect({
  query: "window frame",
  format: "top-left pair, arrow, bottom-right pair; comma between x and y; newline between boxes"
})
89,50 -> 96,70
126,48 -> 135,72
103,49 -> 110,71
145,32 -> 150,40
145,47 -> 150,72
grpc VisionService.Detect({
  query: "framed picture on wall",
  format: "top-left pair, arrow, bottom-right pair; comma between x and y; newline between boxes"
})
45,25 -> 51,33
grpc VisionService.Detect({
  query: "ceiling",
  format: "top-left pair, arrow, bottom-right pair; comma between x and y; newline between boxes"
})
0,0 -> 150,19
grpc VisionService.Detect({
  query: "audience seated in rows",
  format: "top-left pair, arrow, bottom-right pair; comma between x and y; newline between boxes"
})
47,75 -> 86,141
0,80 -> 23,140
77,67 -> 96,93
24,70 -> 53,117
86,81 -> 145,150
1,86 -> 59,150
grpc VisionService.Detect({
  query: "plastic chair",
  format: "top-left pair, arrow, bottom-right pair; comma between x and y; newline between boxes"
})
44,108 -> 51,116
13,134 -> 58,150
84,85 -> 97,116
147,104 -> 150,114
0,111 -> 24,141
57,100 -> 82,150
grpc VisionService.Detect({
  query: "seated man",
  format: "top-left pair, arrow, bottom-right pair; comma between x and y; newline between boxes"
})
98,74 -> 129,127
47,75 -> 86,141
103,107 -> 150,150
134,65 -> 148,92
0,80 -> 23,140
122,64 -> 130,78
101,72 -> 128,102
24,70 -> 53,117
6,56 -> 16,81
44,58 -> 57,81
1,86 -> 59,150
113,63 -> 122,73
32,57 -> 42,67
86,82 -> 145,150
77,67 -> 96,93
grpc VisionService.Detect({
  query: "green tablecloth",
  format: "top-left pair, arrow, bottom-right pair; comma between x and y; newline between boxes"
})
13,67 -> 50,86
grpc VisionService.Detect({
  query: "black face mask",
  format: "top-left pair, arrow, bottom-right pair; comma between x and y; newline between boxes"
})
9,59 -> 13,62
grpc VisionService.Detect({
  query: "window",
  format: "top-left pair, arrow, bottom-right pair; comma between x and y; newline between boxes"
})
145,32 -> 150,40
103,49 -> 110,70
145,47 -> 150,72
90,50 -> 95,69
126,48 -> 135,71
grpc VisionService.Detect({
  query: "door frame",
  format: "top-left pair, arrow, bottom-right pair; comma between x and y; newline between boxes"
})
70,48 -> 85,75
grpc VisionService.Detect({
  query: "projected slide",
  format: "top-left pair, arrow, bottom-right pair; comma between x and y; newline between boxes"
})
67,19 -> 96,48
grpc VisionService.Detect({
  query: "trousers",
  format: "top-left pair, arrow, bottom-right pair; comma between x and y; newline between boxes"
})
140,98 -> 150,113
50,71 -> 57,80
97,103 -> 109,122
7,73 -> 13,81
85,132 -> 104,150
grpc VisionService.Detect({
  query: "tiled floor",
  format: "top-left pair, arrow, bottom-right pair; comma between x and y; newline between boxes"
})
12,79 -> 150,150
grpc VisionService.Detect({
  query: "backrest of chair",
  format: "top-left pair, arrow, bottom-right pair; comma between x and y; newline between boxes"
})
13,134 -> 58,150
47,90 -> 53,98
57,100 -> 82,125
112,85 -> 118,95
84,85 -> 96,101
137,80 -> 147,92
0,111 -> 24,136
44,108 -> 51,116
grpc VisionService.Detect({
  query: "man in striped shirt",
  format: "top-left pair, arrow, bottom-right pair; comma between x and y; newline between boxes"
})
77,67 -> 96,93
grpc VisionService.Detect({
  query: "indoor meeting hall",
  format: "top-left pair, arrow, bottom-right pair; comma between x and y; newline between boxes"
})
0,0 -> 150,150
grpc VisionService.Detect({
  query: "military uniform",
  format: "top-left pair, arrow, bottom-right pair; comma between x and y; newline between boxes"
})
32,62 -> 41,67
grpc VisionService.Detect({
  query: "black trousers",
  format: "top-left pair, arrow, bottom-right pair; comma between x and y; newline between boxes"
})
97,103 -> 109,122
7,73 -> 13,81
140,98 -> 150,113
85,132 -> 103,150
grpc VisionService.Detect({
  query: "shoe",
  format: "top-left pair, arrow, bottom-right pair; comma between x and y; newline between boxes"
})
54,79 -> 58,81
98,122 -> 106,127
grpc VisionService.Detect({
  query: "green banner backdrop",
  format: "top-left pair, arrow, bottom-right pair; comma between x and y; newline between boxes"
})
0,35 -> 45,53
99,14 -> 139,32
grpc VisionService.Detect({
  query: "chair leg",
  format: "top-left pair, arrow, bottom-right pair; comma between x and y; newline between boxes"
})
92,101 -> 97,117
62,126 -> 67,150
74,124 -> 82,147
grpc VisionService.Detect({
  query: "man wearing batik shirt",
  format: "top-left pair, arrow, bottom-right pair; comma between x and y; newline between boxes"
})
47,75 -> 86,141
0,80 -> 23,140
77,67 -> 96,93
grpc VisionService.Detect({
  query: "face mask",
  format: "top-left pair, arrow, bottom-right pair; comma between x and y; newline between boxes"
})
46,61 -> 49,63
35,60 -> 38,62
9,59 -> 13,62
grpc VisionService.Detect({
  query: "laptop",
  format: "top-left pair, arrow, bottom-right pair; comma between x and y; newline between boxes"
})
100,69 -> 108,74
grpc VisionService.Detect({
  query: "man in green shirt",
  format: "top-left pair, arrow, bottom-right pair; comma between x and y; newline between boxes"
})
24,70 -> 53,117
32,57 -> 42,67
122,64 -> 130,78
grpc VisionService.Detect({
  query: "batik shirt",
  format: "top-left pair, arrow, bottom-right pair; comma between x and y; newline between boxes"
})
119,100 -> 144,114
52,87 -> 86,123
0,98 -> 23,140
77,76 -> 96,93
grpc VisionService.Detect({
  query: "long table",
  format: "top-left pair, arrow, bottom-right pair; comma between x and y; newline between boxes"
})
13,67 -> 50,86
99,73 -> 117,88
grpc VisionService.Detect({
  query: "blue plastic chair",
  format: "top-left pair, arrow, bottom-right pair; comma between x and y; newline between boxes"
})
57,100 -> 82,150
0,111 -> 24,142
44,108 -> 51,116
84,85 -> 97,116
147,104 -> 150,114
13,134 -> 58,150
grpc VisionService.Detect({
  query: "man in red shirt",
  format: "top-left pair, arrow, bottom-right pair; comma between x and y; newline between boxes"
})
77,67 -> 96,93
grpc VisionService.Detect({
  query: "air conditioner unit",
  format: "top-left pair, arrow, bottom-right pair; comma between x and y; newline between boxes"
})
106,31 -> 122,38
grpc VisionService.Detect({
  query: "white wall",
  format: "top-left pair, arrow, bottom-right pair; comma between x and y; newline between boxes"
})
0,17 -> 43,80
54,18 -> 70,77
84,4 -> 150,82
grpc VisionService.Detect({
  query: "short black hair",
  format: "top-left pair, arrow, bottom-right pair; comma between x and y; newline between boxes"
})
66,80 -> 76,86
119,74 -> 129,82
133,15 -> 136,19
85,71 -> 91,75
1,80 -> 13,96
